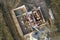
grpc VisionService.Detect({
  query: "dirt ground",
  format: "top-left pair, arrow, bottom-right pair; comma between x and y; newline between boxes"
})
52,32 -> 60,40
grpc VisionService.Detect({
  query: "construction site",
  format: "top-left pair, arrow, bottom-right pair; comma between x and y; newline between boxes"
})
0,0 -> 60,40
10,0 -> 56,40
